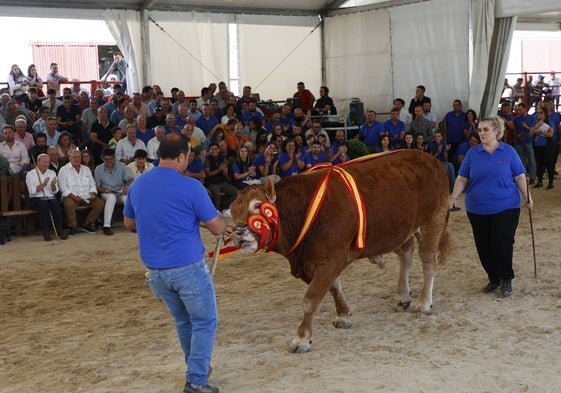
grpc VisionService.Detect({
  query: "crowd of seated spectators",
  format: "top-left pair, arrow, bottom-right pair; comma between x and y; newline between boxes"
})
2,59 -> 560,239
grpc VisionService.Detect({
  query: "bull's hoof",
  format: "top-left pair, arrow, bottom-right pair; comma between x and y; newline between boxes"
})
290,337 -> 312,353
416,304 -> 433,315
396,299 -> 411,311
332,316 -> 353,329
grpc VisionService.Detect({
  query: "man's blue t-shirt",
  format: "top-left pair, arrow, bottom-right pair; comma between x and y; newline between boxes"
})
359,121 -> 384,147
124,166 -> 218,268
304,152 -> 328,167
512,114 -> 535,144
459,142 -> 525,215
445,111 -> 466,144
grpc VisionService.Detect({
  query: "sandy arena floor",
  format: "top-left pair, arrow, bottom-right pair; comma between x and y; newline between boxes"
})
1,183 -> 560,393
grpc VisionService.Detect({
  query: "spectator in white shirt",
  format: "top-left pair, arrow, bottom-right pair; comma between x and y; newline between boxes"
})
146,125 -> 165,161
115,124 -> 146,164
57,149 -> 104,235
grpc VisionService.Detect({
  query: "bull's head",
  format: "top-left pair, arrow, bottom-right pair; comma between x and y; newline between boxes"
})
229,177 -> 277,253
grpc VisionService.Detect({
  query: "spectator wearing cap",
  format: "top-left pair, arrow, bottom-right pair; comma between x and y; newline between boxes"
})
147,104 -> 166,128
14,117 -> 35,150
531,75 -> 549,106
127,149 -> 153,179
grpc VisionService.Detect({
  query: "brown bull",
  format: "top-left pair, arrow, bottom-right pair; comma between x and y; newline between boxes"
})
229,150 -> 452,353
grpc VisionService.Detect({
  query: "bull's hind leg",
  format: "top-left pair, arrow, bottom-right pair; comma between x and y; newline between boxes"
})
415,218 -> 446,314
291,265 -> 342,353
394,236 -> 415,310
330,277 -> 352,329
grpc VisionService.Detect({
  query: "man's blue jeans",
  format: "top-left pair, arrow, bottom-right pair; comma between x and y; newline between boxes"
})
515,142 -> 536,180
147,260 -> 218,385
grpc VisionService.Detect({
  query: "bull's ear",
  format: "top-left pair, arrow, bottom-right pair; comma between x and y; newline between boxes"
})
264,177 -> 276,204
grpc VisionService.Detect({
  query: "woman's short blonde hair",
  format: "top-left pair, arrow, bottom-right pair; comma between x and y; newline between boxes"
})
480,116 -> 505,141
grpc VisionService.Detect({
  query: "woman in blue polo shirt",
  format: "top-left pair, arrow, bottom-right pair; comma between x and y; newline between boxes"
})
530,106 -> 555,190
449,116 -> 533,296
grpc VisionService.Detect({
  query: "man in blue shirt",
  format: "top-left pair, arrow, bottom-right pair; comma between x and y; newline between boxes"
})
304,140 -> 328,168
94,148 -> 133,236
124,134 -> 226,393
196,104 -> 219,136
357,110 -> 384,153
512,102 -> 536,183
443,99 -> 466,160
383,108 -> 406,149
240,99 -> 264,126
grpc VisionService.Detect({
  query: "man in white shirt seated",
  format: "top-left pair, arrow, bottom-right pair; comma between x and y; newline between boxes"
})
58,149 -> 105,236
115,124 -> 147,165
25,154 -> 68,241
146,125 -> 165,162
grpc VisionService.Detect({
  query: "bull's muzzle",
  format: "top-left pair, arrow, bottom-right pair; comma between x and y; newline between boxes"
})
230,226 -> 259,253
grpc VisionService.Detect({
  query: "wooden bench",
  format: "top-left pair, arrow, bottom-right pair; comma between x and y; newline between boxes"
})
0,174 -> 39,244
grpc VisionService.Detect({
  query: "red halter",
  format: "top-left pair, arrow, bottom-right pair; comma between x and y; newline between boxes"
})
246,202 -> 280,252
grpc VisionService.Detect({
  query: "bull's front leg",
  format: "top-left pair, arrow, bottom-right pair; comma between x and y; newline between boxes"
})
290,268 -> 340,353
329,277 -> 352,329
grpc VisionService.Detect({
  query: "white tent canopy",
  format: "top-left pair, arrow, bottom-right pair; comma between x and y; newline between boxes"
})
0,0 -> 560,119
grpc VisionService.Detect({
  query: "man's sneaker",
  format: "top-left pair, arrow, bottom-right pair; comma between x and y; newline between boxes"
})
68,228 -> 79,237
103,227 -> 114,236
183,382 -> 219,393
80,223 -> 96,234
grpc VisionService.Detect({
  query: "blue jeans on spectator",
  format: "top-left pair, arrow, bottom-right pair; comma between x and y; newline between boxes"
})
515,142 -> 536,181
147,260 -> 218,386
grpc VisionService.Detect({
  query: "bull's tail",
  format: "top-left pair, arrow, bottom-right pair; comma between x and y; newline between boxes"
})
437,216 -> 453,266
